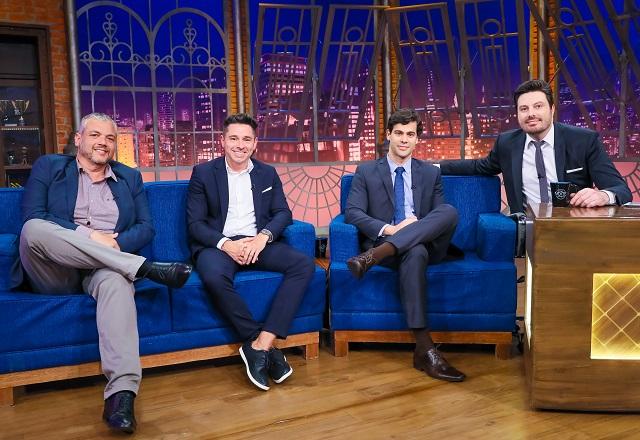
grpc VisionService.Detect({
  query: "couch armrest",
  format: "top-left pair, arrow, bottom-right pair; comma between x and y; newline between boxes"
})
281,220 -> 316,259
329,214 -> 360,263
476,213 -> 516,262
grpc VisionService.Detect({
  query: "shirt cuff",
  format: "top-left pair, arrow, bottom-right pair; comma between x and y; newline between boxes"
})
601,190 -> 616,205
378,224 -> 389,237
75,224 -> 93,238
217,237 -> 230,250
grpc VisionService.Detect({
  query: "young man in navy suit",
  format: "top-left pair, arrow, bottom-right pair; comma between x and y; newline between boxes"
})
186,113 -> 315,391
345,108 -> 466,382
440,79 -> 631,212
18,113 -> 192,433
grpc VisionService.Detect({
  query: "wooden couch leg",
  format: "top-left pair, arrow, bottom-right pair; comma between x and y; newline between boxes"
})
0,387 -> 16,406
303,343 -> 319,360
495,343 -> 512,360
332,335 -> 349,357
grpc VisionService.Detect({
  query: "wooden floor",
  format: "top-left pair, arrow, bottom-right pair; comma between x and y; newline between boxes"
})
1,340 -> 639,440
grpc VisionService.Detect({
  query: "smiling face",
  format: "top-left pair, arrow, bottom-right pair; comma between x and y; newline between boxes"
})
75,118 -> 117,170
387,121 -> 418,164
516,90 -> 555,140
222,123 -> 257,171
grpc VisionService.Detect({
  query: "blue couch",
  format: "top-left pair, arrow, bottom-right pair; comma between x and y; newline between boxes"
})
0,182 -> 326,405
329,175 -> 517,358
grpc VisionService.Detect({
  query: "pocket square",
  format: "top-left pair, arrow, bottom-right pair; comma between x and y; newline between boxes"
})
566,167 -> 583,174
261,186 -> 272,193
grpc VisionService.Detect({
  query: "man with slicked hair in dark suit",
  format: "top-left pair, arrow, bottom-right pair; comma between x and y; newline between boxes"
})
440,79 -> 631,213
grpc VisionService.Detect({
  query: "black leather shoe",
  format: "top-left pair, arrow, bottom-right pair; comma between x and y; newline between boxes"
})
268,347 -> 293,383
141,262 -> 192,288
413,348 -> 466,382
103,390 -> 137,434
239,341 -> 270,390
346,248 -> 376,280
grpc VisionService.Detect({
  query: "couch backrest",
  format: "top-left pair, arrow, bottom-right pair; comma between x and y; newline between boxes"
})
340,174 -> 502,250
0,188 -> 24,235
143,181 -> 191,262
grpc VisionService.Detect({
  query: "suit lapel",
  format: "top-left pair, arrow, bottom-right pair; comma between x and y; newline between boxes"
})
511,131 -> 526,211
553,123 -> 566,181
376,158 -> 394,207
106,169 -> 127,232
249,160 -> 261,217
65,160 -> 79,219
411,159 -> 423,216
214,159 -> 230,227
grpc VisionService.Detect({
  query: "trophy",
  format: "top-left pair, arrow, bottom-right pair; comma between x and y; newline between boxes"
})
0,100 -> 12,125
12,99 -> 30,126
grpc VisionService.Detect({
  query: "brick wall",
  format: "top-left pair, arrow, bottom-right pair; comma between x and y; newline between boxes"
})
1,0 -> 72,152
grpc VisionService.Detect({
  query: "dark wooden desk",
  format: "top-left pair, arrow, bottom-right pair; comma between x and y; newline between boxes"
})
524,202 -> 640,411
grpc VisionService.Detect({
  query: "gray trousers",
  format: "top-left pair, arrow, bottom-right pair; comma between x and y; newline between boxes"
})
19,219 -> 147,399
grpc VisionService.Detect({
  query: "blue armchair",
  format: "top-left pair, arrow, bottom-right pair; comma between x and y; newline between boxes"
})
329,175 -> 517,358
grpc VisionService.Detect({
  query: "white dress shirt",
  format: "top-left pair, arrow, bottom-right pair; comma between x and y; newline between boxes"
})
521,125 -> 614,206
216,159 -> 257,249
522,126 -> 558,205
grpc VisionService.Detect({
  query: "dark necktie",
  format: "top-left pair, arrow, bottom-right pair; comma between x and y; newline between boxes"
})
533,140 -> 550,203
394,166 -> 406,224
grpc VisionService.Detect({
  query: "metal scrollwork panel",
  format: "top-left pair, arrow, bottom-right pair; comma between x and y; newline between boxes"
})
386,4 -> 461,160
456,0 -> 528,140
316,5 -> 386,143
530,0 -> 640,160
76,1 -> 228,178
251,4 -> 321,143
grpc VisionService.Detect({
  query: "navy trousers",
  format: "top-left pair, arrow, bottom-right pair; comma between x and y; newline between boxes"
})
196,240 -> 315,341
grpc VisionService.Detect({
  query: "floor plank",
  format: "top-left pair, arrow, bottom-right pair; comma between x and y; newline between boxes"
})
1,342 -> 639,439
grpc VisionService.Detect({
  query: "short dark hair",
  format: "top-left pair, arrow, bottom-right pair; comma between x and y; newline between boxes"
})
387,108 -> 423,137
223,113 -> 258,134
513,79 -> 554,108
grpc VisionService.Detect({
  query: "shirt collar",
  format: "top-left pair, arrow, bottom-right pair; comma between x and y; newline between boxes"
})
225,158 -> 254,175
525,124 -> 555,149
76,159 -> 118,182
386,155 -> 411,176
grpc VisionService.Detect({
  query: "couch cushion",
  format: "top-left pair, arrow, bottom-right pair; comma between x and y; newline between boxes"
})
0,234 -> 19,291
172,267 -> 326,336
0,280 -> 170,363
329,253 -> 516,332
0,188 -> 23,235
144,181 -> 191,263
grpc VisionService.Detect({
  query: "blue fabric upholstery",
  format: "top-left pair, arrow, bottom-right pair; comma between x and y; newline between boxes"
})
0,183 -> 325,375
329,174 -> 516,334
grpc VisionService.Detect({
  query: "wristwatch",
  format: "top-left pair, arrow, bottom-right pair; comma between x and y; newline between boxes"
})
259,228 -> 273,243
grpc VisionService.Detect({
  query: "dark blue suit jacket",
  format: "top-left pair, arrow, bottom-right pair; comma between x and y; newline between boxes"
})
186,157 -> 292,258
440,123 -> 632,212
21,154 -> 154,254
345,157 -> 445,247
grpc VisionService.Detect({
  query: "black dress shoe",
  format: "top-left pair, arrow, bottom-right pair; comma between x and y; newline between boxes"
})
413,348 -> 466,382
346,248 -> 376,280
139,261 -> 192,288
103,390 -> 137,434
268,347 -> 293,383
239,341 -> 270,390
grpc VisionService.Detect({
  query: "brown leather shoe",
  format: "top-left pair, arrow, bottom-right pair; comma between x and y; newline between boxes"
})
346,248 -> 377,279
413,348 -> 466,382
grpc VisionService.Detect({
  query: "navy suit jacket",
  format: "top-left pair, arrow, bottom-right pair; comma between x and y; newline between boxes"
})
345,157 -> 445,247
186,157 -> 292,259
21,154 -> 155,254
439,123 -> 632,213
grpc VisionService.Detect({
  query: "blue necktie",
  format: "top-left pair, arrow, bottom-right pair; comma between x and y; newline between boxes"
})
394,167 -> 406,224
